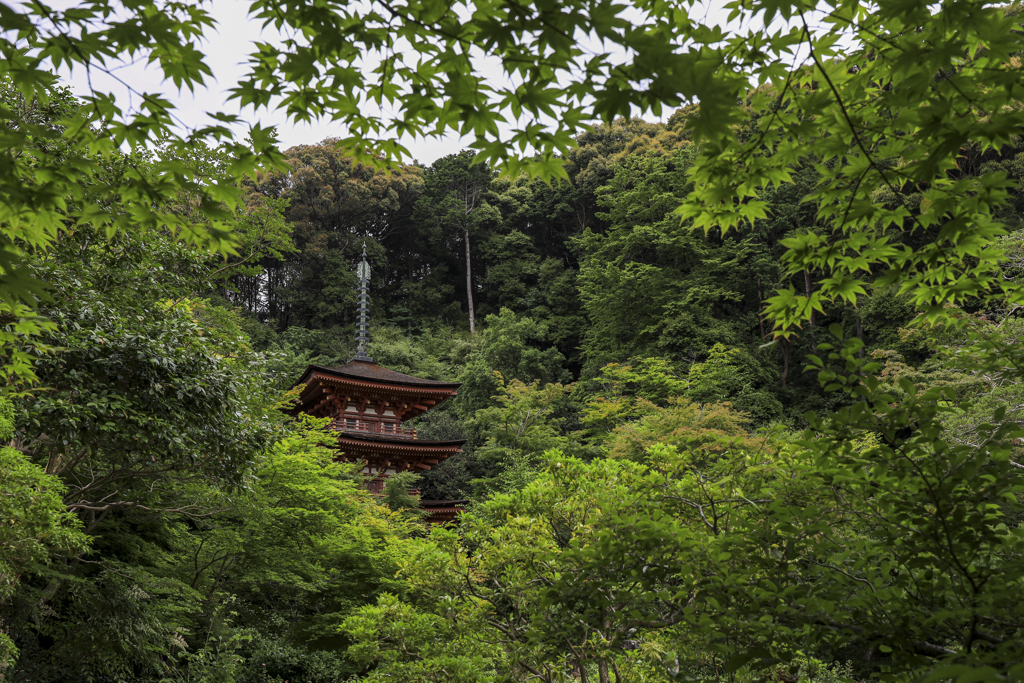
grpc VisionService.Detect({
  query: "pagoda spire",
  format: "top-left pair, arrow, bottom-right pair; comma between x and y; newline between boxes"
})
353,242 -> 373,362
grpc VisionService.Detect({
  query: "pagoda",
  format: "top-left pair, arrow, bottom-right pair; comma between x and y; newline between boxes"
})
291,245 -> 468,523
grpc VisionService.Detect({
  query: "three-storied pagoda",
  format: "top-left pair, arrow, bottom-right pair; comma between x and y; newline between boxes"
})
291,246 -> 468,523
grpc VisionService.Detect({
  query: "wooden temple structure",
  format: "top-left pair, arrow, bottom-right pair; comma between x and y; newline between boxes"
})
291,246 -> 468,523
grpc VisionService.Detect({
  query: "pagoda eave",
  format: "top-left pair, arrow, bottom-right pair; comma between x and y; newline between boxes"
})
294,372 -> 459,420
300,374 -> 458,399
419,499 -> 469,524
334,432 -> 466,467
297,363 -> 461,390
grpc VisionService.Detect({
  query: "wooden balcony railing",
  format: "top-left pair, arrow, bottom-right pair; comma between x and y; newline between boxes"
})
332,418 -> 417,438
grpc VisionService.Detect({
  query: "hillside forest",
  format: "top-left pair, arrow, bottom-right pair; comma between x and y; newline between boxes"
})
5,1 -> 1024,682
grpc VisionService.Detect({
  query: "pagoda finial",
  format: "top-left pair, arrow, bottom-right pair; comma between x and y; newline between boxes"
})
353,242 -> 373,362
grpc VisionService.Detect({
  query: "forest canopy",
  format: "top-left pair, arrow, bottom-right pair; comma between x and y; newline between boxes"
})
2,0 -> 1024,682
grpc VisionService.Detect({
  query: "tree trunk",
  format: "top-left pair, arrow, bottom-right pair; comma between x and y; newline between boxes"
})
780,338 -> 790,388
757,278 -> 766,339
464,226 -> 475,333
804,269 -> 815,328
856,312 -> 864,358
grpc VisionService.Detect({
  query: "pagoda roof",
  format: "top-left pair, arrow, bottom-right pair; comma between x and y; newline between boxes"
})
335,430 -> 467,448
334,430 -> 467,467
419,498 -> 469,524
419,499 -> 470,507
296,359 -> 461,390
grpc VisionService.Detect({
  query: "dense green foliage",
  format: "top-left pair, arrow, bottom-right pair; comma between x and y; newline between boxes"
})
5,0 -> 1024,682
